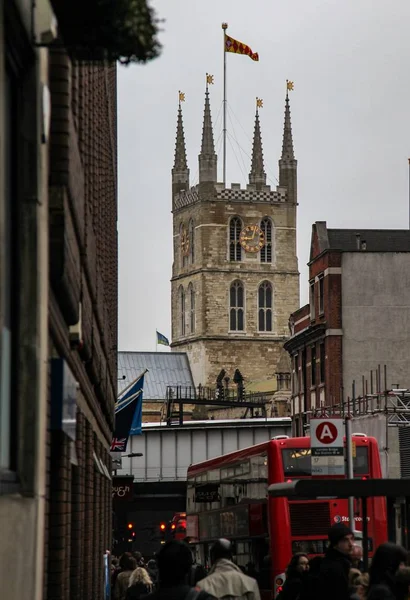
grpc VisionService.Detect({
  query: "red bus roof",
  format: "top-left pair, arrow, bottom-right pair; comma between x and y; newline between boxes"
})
187,435 -> 374,478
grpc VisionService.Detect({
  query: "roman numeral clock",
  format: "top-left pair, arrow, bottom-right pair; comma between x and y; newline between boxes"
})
239,224 -> 265,253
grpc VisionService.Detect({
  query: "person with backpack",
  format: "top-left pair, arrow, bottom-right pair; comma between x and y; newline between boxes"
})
143,541 -> 215,600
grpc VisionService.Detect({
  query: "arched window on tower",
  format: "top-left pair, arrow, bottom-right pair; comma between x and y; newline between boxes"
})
229,217 -> 242,262
258,281 -> 273,332
179,285 -> 186,336
230,280 -> 245,331
260,218 -> 273,263
180,222 -> 188,268
188,283 -> 195,334
188,219 -> 195,264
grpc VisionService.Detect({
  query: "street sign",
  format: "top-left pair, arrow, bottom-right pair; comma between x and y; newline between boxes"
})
310,418 -> 344,476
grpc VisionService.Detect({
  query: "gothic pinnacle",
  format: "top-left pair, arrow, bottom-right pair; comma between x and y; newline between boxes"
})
249,100 -> 266,187
200,88 -> 216,157
281,90 -> 295,161
173,103 -> 188,172
199,83 -> 217,184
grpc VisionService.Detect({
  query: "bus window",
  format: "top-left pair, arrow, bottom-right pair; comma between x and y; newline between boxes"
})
282,448 -> 311,476
282,447 -> 369,477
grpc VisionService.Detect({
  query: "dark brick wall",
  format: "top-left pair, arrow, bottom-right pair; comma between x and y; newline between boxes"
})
46,48 -> 117,600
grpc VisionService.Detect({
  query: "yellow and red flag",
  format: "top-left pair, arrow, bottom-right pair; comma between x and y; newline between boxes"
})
225,34 -> 259,61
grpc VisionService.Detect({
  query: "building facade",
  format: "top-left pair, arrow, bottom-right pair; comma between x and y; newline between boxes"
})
1,2 -> 117,599
170,88 -> 299,389
285,221 -> 410,435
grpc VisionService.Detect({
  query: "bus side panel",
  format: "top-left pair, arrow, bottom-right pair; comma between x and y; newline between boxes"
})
268,441 -> 291,594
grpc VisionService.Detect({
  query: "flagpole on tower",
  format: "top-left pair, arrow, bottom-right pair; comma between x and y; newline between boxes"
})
222,22 -> 228,186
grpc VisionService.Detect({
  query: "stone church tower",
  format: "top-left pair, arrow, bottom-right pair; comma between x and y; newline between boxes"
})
170,87 -> 299,388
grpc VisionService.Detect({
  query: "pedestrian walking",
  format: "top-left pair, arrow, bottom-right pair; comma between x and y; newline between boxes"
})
394,566 -> 410,600
299,557 -> 323,600
126,566 -> 153,600
277,553 -> 309,600
317,523 -> 354,600
351,545 -> 364,573
143,540 -> 215,600
367,543 -> 408,600
114,555 -> 138,600
196,539 -> 261,600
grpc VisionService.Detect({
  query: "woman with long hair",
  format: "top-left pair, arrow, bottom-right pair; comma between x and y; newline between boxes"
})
126,566 -> 153,600
367,543 -> 408,600
278,553 -> 310,600
113,555 -> 138,600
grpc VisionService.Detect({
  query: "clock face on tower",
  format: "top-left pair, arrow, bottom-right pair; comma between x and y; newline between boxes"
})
239,224 -> 265,253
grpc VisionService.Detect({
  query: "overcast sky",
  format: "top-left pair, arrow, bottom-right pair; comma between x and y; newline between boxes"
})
118,0 -> 410,352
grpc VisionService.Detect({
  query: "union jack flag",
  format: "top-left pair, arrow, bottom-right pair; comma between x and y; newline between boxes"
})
111,438 -> 127,452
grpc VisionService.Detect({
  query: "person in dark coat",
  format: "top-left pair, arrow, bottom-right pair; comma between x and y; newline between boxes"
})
317,523 -> 354,600
147,560 -> 159,589
278,553 -> 309,600
143,541 -> 215,600
299,556 -> 323,600
367,543 -> 408,600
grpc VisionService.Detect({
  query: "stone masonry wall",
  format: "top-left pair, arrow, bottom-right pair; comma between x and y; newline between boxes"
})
171,190 -> 299,387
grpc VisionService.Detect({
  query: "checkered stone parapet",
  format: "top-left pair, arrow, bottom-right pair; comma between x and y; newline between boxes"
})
216,187 -> 287,203
174,188 -> 200,211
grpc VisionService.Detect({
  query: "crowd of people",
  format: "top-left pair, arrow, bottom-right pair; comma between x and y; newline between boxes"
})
278,523 -> 410,600
111,525 -> 410,600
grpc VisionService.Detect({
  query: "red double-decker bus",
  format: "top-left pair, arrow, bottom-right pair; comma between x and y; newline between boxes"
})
186,435 -> 387,599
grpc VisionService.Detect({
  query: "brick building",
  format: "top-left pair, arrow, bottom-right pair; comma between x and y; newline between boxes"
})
285,221 -> 410,435
170,86 -> 299,391
1,2 -> 118,599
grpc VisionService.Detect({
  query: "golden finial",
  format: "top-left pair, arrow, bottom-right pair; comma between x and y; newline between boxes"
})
286,80 -> 294,91
206,73 -> 214,86
256,97 -> 263,109
222,22 -> 228,30
178,91 -> 185,104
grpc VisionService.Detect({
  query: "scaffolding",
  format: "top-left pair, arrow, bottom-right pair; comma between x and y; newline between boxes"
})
307,365 -> 410,426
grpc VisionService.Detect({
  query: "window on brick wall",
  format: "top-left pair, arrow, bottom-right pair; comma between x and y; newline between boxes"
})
320,342 -> 325,383
229,280 -> 244,331
309,280 -> 315,320
260,218 -> 273,263
188,283 -> 195,334
179,286 -> 186,336
229,217 -> 242,262
258,281 -> 273,332
293,354 -> 299,394
311,345 -> 316,386
318,275 -> 324,315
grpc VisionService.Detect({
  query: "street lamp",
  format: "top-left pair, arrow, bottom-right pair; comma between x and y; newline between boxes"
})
111,452 -> 143,469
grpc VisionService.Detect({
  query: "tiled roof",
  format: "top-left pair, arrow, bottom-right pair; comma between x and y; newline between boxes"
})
117,351 -> 194,400
327,229 -> 410,252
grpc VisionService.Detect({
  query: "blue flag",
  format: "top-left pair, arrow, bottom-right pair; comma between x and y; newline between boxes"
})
156,331 -> 170,346
111,371 -> 146,450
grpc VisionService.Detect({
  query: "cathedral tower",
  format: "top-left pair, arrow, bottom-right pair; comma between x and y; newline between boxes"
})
171,87 -> 299,388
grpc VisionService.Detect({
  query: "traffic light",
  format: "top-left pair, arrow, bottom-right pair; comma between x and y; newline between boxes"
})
159,522 -> 166,543
127,523 -> 133,530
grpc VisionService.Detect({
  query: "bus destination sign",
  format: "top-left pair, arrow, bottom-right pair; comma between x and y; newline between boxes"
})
310,418 -> 344,476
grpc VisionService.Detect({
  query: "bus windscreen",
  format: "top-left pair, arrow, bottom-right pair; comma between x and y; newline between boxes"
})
282,446 -> 369,477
